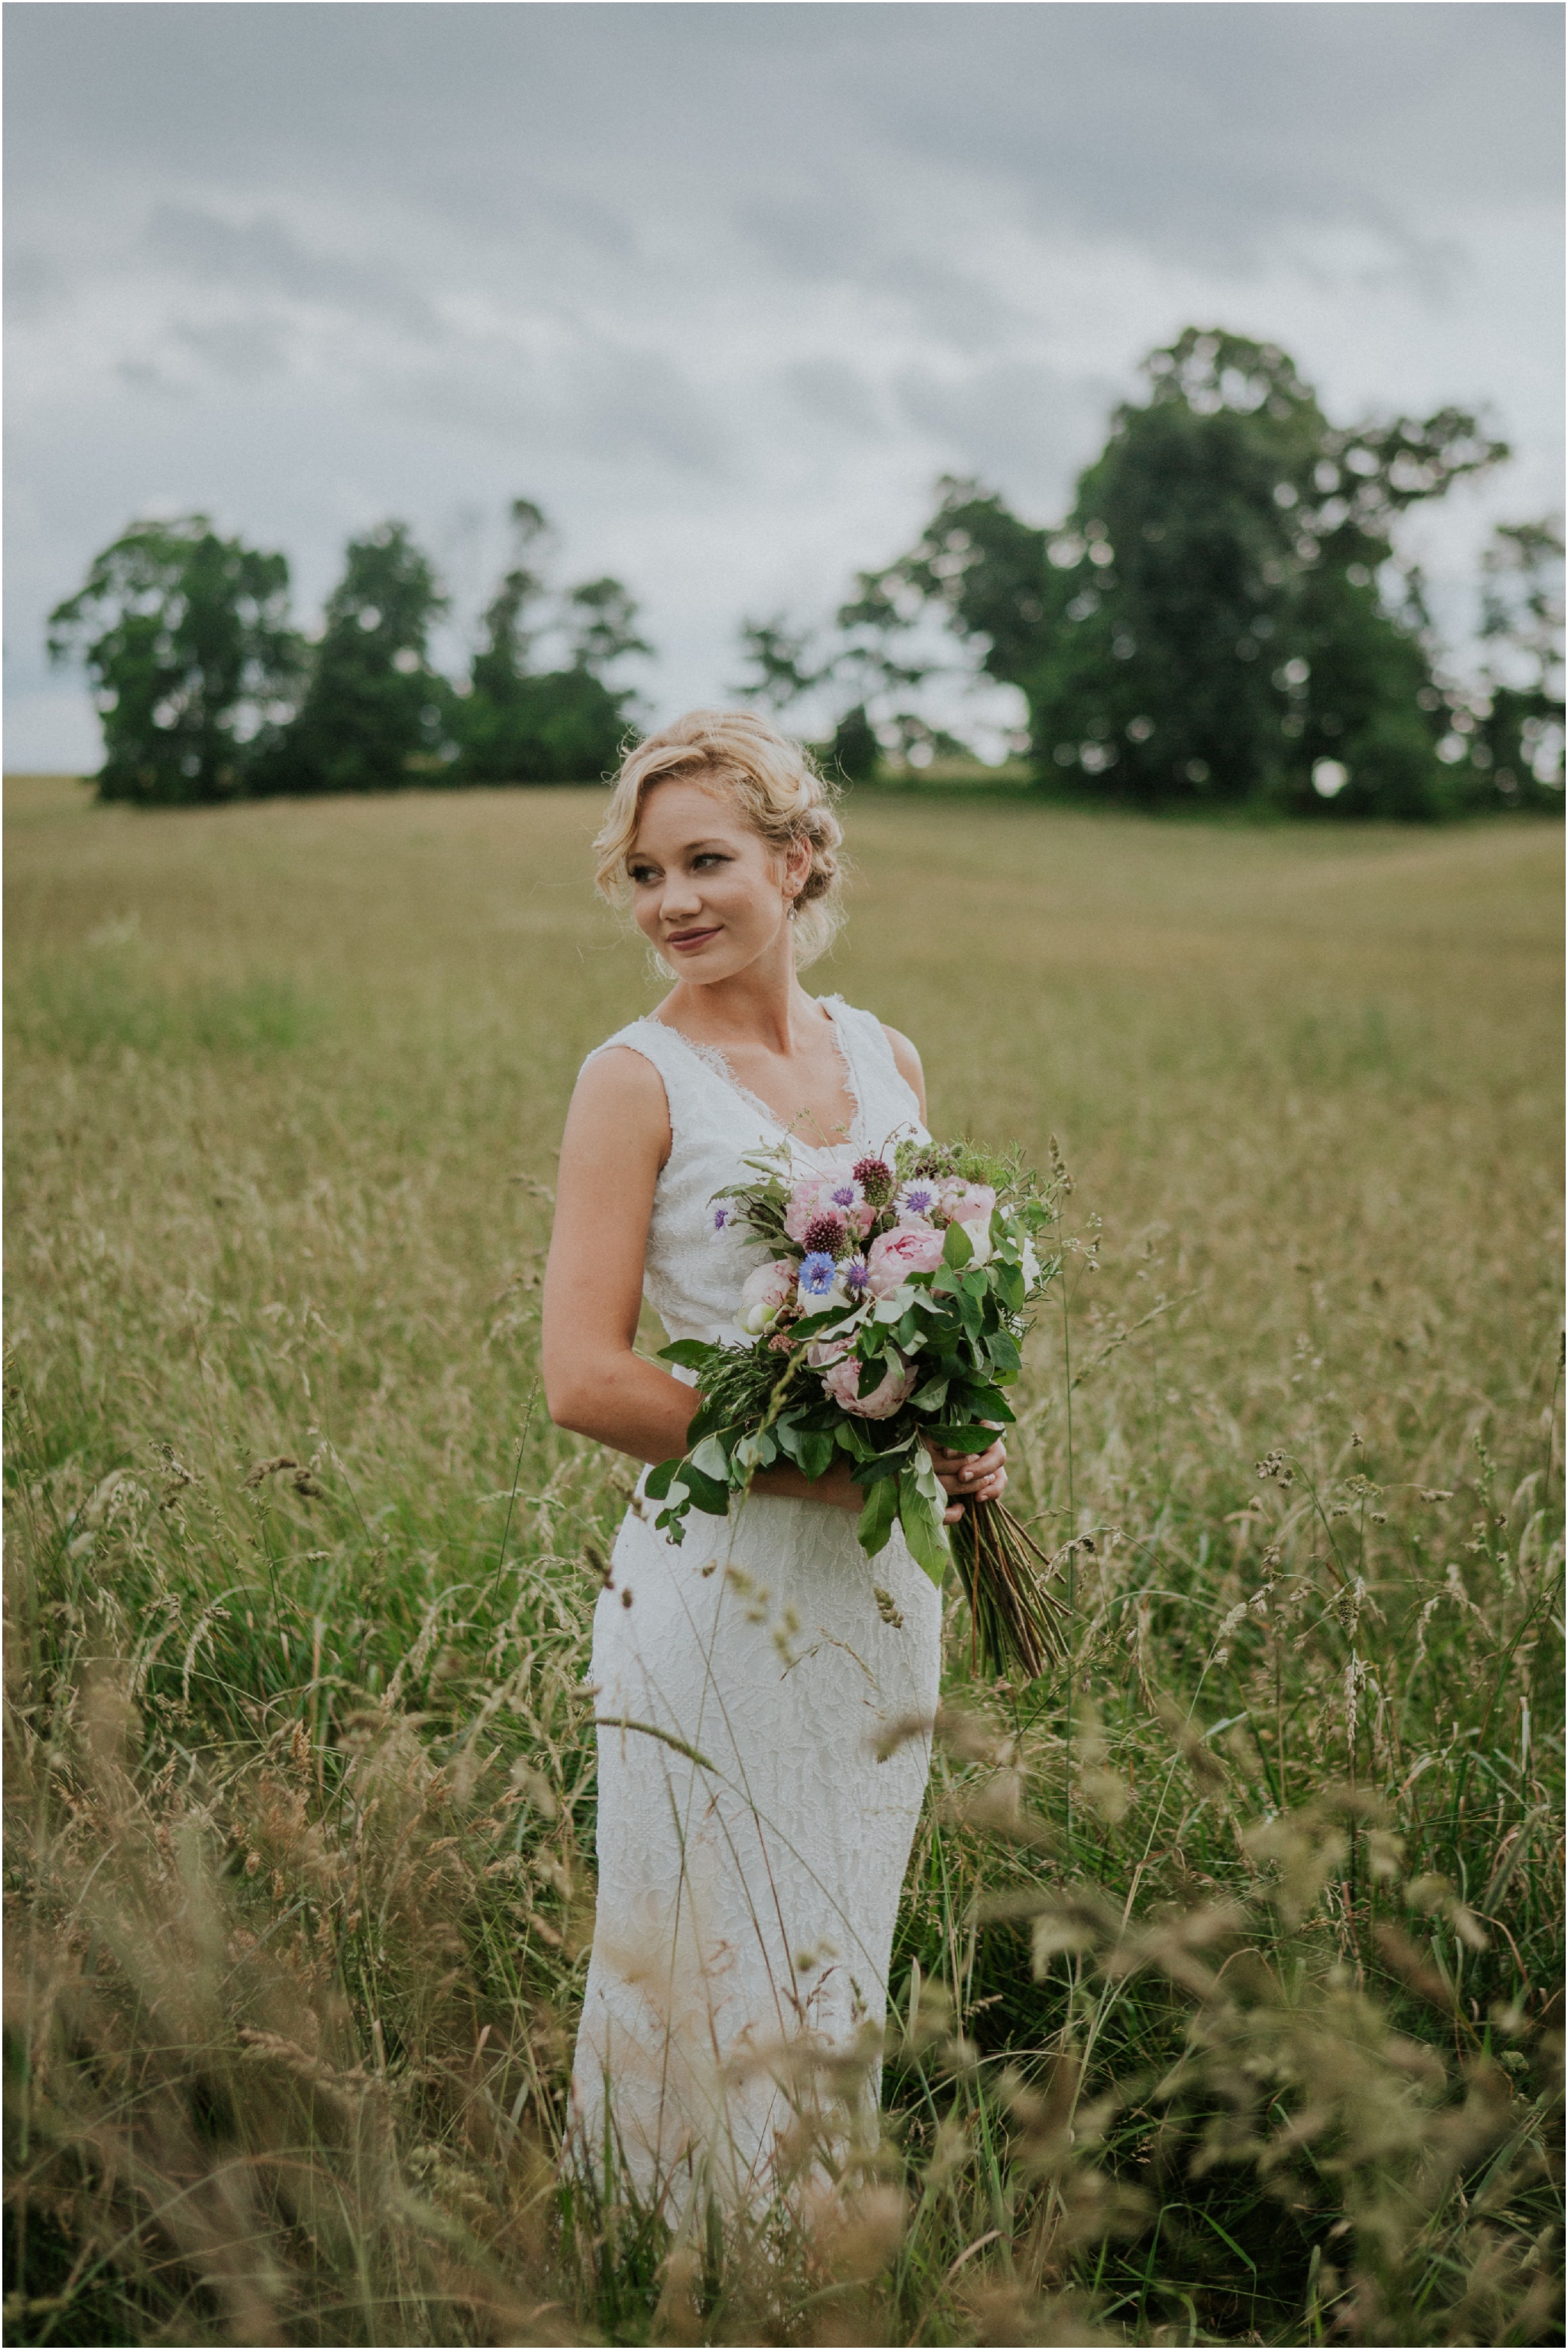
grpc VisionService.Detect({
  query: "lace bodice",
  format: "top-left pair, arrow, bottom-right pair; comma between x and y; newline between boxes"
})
582,995 -> 929,1348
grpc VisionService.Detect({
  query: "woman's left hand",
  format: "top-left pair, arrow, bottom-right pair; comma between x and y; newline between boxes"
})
924,1432 -> 1008,1524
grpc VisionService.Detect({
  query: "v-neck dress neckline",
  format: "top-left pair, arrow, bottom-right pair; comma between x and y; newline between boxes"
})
641,992 -> 867,1159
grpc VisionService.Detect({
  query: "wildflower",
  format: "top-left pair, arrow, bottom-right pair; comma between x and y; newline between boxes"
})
842,1255 -> 870,1296
797,1251 -> 840,1302
711,1204 -> 732,1234
802,1211 -> 848,1259
897,1179 -> 942,1219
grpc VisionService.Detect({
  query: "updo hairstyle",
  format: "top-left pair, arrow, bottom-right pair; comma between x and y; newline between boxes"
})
593,708 -> 845,967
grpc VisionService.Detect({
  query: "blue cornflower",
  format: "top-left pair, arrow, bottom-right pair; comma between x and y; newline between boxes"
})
797,1251 -> 838,1298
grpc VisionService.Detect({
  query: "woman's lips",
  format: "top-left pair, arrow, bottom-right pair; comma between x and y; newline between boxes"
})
666,927 -> 720,951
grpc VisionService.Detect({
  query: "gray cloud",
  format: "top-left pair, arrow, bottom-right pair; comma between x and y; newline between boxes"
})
174,314 -> 291,384
5,247 -> 64,320
896,362 -> 1112,505
380,339 -> 732,479
4,2 -> 1561,768
782,361 -> 883,441
145,204 -> 439,335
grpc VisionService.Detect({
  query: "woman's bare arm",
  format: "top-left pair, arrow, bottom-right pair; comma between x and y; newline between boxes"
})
882,1024 -> 927,1123
542,1051 -> 873,1507
541,1048 -> 697,1462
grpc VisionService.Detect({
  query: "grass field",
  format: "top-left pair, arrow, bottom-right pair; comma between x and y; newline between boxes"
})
5,772 -> 1563,2347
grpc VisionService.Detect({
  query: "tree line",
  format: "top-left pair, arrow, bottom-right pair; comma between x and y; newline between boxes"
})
47,499 -> 646,805
49,329 -> 1563,817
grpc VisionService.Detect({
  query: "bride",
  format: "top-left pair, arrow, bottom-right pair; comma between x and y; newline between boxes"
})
542,708 -> 1007,2220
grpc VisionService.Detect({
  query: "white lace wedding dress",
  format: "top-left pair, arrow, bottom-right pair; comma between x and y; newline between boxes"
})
568,996 -> 942,2221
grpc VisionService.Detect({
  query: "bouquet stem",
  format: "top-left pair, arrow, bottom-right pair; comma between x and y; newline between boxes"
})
949,1500 -> 1071,1682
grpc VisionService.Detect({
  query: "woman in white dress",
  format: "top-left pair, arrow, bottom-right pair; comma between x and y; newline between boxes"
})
541,709 -> 1007,2222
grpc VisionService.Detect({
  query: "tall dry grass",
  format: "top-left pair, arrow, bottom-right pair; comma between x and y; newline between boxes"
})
5,773 -> 1562,2344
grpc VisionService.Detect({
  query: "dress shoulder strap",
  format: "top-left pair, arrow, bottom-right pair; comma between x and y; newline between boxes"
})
583,1017 -> 678,1089
580,1017 -> 722,1136
821,996 -> 926,1140
821,996 -> 897,1083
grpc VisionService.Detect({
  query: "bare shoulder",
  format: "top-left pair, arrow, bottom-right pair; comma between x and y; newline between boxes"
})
564,1043 -> 671,1162
880,1023 -> 927,1114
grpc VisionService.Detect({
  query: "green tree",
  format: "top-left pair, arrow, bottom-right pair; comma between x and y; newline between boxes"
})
277,522 -> 452,794
843,331 -> 1509,816
455,503 -> 648,784
565,576 -> 652,681
1472,518 -> 1565,808
733,607 -> 936,767
827,703 -> 880,784
732,616 -> 825,711
47,515 -> 300,806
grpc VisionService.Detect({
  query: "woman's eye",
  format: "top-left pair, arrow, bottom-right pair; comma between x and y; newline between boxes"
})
692,853 -> 728,870
628,866 -> 657,884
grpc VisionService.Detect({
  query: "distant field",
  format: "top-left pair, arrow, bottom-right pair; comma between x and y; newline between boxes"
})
5,772 -> 1563,2346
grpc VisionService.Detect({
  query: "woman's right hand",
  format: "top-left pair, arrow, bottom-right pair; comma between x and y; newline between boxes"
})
924,1431 -> 1008,1523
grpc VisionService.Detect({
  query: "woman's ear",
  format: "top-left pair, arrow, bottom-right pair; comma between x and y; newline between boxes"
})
783,836 -> 812,900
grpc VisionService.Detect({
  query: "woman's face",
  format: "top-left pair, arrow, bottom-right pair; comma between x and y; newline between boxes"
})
626,780 -> 808,982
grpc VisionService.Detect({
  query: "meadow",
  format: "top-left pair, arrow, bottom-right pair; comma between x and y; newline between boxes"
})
4,771 -> 1562,2348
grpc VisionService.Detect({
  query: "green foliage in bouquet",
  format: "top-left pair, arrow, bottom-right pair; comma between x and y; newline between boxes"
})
646,1137 -> 1070,1676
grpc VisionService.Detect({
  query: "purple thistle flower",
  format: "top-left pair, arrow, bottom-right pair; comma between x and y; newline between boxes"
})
853,1155 -> 894,1206
798,1252 -> 838,1298
802,1211 -> 847,1259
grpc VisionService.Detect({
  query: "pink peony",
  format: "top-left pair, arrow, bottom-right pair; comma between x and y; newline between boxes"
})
739,1258 -> 795,1335
944,1181 -> 997,1228
942,1181 -> 996,1263
822,1350 -> 916,1419
864,1221 -> 946,1297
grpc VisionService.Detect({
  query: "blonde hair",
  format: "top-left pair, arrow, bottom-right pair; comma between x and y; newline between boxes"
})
593,708 -> 845,967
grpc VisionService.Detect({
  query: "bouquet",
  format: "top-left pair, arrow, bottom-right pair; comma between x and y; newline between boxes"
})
645,1136 -> 1070,1680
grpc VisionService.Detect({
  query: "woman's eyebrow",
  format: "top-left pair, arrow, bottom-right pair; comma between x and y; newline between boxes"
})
630,837 -> 736,863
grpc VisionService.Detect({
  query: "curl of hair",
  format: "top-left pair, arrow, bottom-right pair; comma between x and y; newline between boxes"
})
593,709 -> 846,967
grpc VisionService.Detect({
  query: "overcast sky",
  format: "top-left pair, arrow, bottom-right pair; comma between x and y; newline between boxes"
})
6,1 -> 1563,766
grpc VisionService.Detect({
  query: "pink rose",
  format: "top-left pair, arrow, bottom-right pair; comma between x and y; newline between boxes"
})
822,1350 -> 916,1419
865,1221 -> 946,1297
739,1258 -> 795,1335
